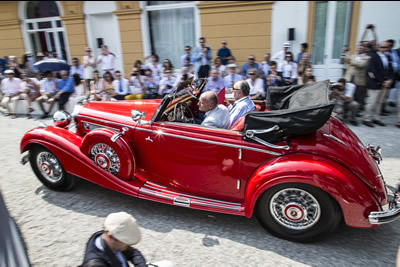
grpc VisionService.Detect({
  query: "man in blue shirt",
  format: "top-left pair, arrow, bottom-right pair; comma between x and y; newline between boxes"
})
193,37 -> 213,78
228,80 -> 255,127
180,45 -> 194,67
241,55 -> 260,79
55,70 -> 74,110
217,40 -> 232,65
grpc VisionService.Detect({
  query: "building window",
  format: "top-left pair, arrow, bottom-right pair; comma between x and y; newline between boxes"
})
23,1 -> 69,61
142,1 -> 197,69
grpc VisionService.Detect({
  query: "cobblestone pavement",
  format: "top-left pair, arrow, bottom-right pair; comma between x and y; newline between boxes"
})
0,107 -> 399,267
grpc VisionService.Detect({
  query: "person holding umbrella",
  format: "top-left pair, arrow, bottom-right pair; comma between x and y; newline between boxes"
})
54,70 -> 74,111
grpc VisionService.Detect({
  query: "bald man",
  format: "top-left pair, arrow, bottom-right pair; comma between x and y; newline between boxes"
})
228,80 -> 256,127
198,91 -> 230,128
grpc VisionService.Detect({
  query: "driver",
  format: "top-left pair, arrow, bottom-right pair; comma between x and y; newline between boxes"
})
198,91 -> 230,129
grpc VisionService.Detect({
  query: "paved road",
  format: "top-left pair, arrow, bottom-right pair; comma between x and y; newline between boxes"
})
0,109 -> 399,267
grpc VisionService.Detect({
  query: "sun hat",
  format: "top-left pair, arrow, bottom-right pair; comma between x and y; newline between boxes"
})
4,69 -> 14,74
37,52 -> 44,57
85,47 -> 91,52
283,42 -> 291,48
227,63 -> 237,68
104,212 -> 141,245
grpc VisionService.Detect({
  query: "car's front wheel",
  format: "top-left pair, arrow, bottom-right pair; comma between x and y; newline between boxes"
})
29,146 -> 75,191
256,183 -> 341,242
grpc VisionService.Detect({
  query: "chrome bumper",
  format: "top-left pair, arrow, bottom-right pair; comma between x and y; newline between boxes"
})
369,191 -> 400,224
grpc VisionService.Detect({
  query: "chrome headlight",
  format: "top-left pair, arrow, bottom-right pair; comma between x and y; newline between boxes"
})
53,110 -> 72,128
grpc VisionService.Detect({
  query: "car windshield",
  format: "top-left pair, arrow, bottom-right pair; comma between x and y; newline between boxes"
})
151,78 -> 207,123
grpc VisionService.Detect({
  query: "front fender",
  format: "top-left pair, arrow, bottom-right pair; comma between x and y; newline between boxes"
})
20,126 -> 141,196
244,153 -> 382,228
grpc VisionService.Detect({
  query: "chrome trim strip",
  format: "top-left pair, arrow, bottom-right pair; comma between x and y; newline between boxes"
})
323,134 -> 348,147
81,120 -> 119,131
136,127 -> 282,156
143,182 -> 242,206
77,115 -> 136,129
139,187 -> 242,211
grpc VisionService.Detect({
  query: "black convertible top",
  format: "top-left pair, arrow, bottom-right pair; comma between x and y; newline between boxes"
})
243,80 -> 334,144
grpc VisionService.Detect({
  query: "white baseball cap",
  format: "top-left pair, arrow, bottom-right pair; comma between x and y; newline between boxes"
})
4,69 -> 14,74
283,42 -> 291,48
104,212 -> 141,245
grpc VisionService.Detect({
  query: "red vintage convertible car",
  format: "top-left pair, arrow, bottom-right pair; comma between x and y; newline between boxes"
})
20,79 -> 399,242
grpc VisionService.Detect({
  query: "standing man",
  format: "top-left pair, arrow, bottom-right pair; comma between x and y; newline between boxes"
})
180,46 -> 194,67
97,45 -> 118,77
362,41 -> 394,127
271,42 -> 291,78
0,70 -> 22,118
296,43 -> 312,64
228,80 -> 255,127
344,43 -> 370,111
198,91 -> 230,128
217,40 -> 232,65
193,37 -> 213,78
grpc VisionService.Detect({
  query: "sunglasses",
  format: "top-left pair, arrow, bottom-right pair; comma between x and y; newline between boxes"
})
248,58 -> 255,60
249,73 -> 256,75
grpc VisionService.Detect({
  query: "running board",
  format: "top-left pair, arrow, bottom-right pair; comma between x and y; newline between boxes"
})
138,181 -> 245,216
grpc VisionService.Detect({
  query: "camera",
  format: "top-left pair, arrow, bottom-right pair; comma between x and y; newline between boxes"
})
367,24 -> 374,29
182,74 -> 188,81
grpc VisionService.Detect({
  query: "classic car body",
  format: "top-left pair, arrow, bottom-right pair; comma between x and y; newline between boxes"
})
20,80 -> 400,242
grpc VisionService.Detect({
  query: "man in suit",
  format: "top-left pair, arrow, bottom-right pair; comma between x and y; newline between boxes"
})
344,43 -> 370,111
193,37 -> 213,78
362,41 -> 395,127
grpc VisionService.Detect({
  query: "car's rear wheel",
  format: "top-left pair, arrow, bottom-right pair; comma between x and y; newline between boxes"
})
29,146 -> 75,191
256,183 -> 341,242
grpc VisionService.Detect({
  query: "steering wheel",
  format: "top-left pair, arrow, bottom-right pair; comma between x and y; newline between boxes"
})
173,102 -> 195,123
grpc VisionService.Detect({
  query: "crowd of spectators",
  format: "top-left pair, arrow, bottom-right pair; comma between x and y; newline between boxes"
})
1,27 -> 399,128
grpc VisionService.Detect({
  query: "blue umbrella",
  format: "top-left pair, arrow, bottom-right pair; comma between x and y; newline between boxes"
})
33,58 -> 71,72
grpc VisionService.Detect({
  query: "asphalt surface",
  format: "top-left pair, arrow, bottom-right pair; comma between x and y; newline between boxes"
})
0,107 -> 399,267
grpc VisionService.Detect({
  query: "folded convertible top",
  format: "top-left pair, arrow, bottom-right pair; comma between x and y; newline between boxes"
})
243,80 -> 334,144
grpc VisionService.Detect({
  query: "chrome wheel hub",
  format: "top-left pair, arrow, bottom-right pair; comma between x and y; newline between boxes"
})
270,188 -> 320,230
90,143 -> 120,175
37,151 -> 63,183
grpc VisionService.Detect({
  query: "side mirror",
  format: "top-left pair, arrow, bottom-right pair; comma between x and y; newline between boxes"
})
131,109 -> 145,122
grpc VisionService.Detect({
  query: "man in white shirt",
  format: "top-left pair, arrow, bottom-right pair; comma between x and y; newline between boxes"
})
223,64 -> 242,99
0,70 -> 22,118
271,42 -> 290,77
329,78 -> 359,126
37,71 -> 58,118
204,69 -> 224,94
228,80 -> 256,127
198,91 -> 230,129
20,73 -> 40,118
97,45 -> 118,77
112,71 -> 130,100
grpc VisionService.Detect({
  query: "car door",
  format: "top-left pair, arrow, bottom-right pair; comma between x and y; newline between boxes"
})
133,122 -> 244,202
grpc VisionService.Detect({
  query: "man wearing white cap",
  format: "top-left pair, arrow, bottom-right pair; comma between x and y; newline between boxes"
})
271,42 -> 291,78
80,212 -> 175,267
80,212 -> 146,267
1,70 -> 22,118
